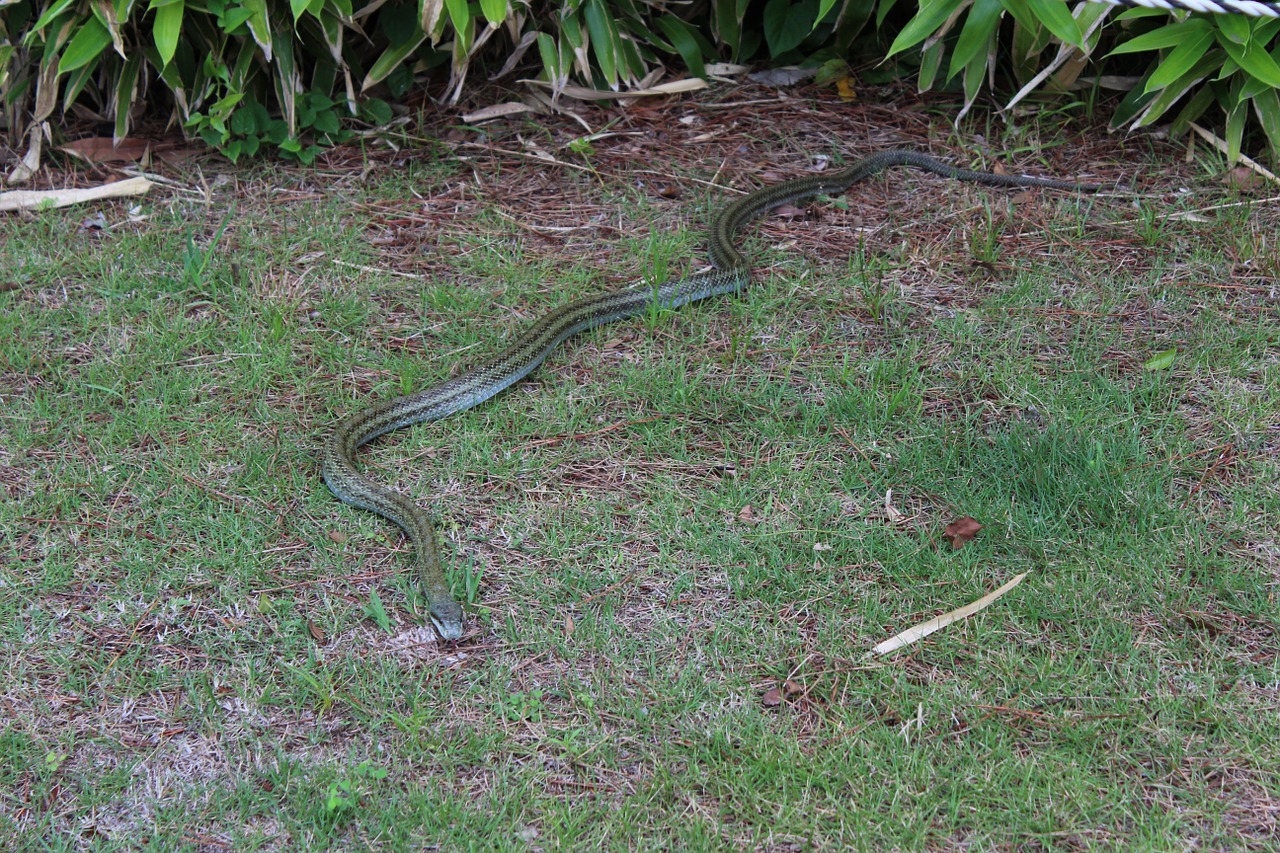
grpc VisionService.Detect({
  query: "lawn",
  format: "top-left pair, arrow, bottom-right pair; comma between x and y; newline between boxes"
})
2,94 -> 1277,850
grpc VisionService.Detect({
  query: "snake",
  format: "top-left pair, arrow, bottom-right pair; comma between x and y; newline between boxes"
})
322,149 -> 1101,640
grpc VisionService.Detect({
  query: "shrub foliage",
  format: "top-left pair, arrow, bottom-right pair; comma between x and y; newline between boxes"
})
0,0 -> 1276,162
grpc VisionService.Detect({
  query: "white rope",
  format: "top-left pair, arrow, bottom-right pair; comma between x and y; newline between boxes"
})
1090,0 -> 1279,16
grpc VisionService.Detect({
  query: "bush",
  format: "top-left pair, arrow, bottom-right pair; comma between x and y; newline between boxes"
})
0,0 -> 1276,164
890,0 -> 1280,162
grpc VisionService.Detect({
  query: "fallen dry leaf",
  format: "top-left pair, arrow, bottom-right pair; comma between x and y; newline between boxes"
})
884,489 -> 903,524
943,516 -> 983,549
1223,166 -> 1265,191
59,136 -> 153,164
0,176 -> 153,212
761,680 -> 803,708
308,621 -> 326,642
868,572 -> 1029,657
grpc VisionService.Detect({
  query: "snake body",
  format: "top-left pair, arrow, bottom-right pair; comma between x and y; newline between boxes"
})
322,150 -> 1099,640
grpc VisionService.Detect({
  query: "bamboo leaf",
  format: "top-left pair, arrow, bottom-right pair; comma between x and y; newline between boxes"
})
1144,28 -> 1215,93
1251,87 -> 1280,160
151,0 -> 183,67
918,38 -> 944,90
30,0 -> 78,33
443,0 -> 469,36
58,17 -> 110,73
241,0 -> 273,61
656,15 -> 706,78
1216,12 -> 1251,46
113,52 -> 142,139
584,0 -> 618,88
1023,0 -> 1080,47
950,0 -> 1002,80
888,0 -> 957,58
1107,19 -> 1210,56
1130,52 -> 1220,128
362,26 -> 426,89
478,0 -> 507,25
420,0 -> 446,42
1219,36 -> 1280,90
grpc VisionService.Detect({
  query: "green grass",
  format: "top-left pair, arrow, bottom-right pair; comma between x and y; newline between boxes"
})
1,132 -> 1277,851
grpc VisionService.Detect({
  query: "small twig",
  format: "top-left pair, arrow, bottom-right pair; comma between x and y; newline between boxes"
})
331,257 -> 423,279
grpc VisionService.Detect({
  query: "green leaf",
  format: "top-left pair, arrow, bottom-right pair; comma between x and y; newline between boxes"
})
1023,0 -> 1081,46
62,60 -> 97,106
959,41 -> 987,109
584,0 -> 619,87
478,0 -> 506,25
1252,87 -> 1280,160
361,98 -> 393,125
362,25 -> 426,89
113,52 -> 142,138
1127,51 -> 1221,128
1143,349 -> 1177,371
364,589 -> 392,633
1144,28 -> 1215,93
877,0 -> 901,29
888,0 -> 957,58
31,0 -> 78,32
918,39 -> 944,91
1107,19 -> 1210,56
58,17 -> 111,73
1168,83 -> 1216,137
151,0 -> 183,67
240,0 -> 272,59
656,15 -> 707,79
1225,96 -> 1246,163
289,0 -> 309,20
949,0 -> 1003,81
714,0 -> 746,56
765,0 -> 822,56
1219,37 -> 1280,90
536,31 -> 559,77
443,0 -> 470,36
1216,12 -> 1251,46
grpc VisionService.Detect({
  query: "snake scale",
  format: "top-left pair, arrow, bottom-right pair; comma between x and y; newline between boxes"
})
322,149 -> 1101,640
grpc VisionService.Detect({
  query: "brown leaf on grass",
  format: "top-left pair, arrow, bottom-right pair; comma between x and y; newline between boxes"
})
308,620 -> 326,642
59,136 -> 153,164
1223,166 -> 1266,191
328,530 -> 347,543
761,680 -> 803,708
737,504 -> 755,523
943,516 -> 983,549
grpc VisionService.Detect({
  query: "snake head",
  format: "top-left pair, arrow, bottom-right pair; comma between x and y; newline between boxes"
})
429,599 -> 466,641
